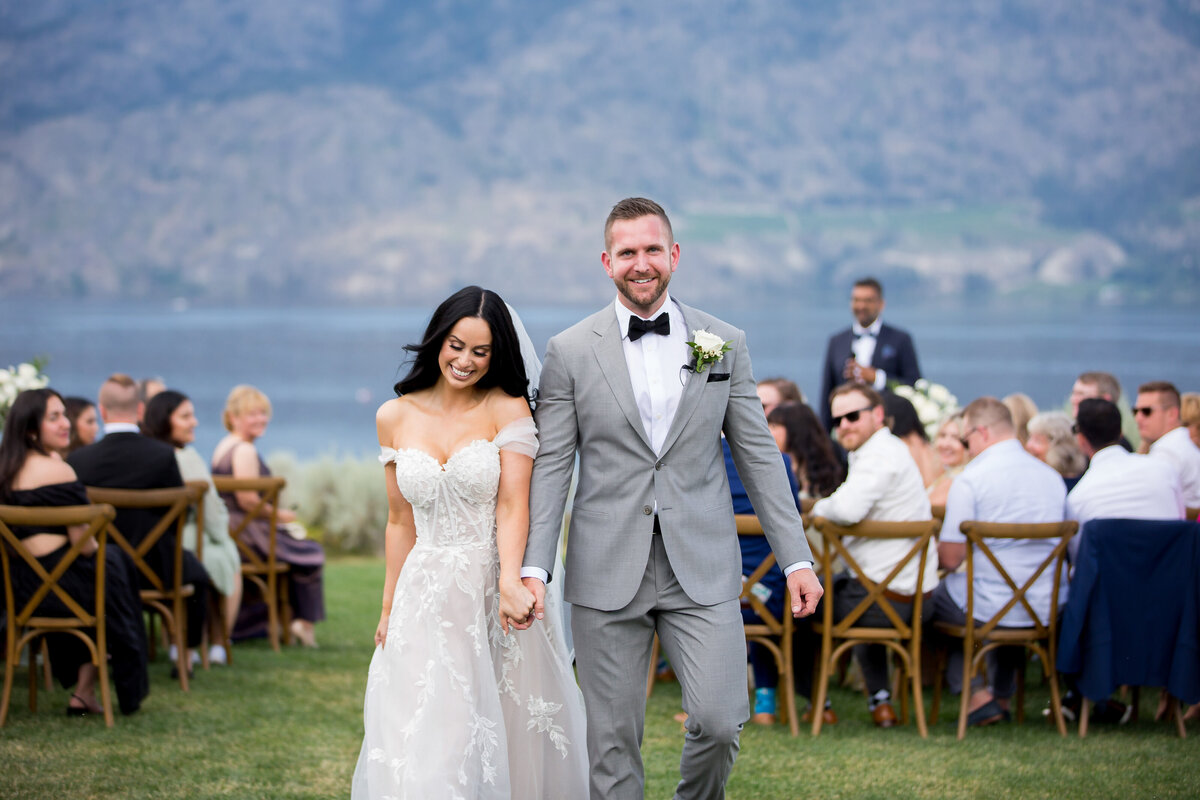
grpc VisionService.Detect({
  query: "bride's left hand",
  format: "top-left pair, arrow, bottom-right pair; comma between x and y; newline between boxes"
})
498,577 -> 535,635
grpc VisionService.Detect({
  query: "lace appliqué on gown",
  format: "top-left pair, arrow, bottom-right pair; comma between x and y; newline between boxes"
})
351,417 -> 588,800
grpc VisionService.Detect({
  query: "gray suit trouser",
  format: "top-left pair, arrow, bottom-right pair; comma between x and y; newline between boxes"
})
571,535 -> 748,800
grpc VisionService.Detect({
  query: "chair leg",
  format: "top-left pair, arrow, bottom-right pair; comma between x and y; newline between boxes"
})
1045,663 -> 1066,737
175,600 -> 190,692
1080,697 -> 1090,737
1015,653 -> 1027,725
811,654 -> 831,737
645,633 -> 660,700
0,652 -> 13,726
1174,697 -> 1187,739
956,650 -> 972,740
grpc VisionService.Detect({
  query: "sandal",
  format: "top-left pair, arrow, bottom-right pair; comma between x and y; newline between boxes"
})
66,693 -> 102,717
967,699 -> 1010,727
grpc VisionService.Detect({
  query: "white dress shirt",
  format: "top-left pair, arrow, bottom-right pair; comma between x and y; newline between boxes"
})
612,293 -> 689,456
940,439 -> 1068,627
851,318 -> 888,391
102,421 -> 140,436
1066,444 -> 1185,559
1149,426 -> 1200,507
811,427 -> 937,595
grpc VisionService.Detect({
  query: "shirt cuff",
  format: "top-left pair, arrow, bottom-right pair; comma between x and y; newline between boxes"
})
520,566 -> 550,584
872,368 -> 888,390
782,561 -> 814,576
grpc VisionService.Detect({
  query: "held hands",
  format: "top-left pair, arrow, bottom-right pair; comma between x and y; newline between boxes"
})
499,577 -> 537,634
787,568 -> 823,618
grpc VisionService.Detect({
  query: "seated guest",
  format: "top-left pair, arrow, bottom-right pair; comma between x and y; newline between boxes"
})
135,377 -> 165,423
0,388 -> 148,715
1026,411 -> 1087,490
1069,371 -> 1122,418
757,377 -> 803,418
808,383 -> 938,728
1068,398 -> 1184,532
884,392 -> 944,490
929,413 -> 970,507
931,397 -> 1068,726
68,373 -> 210,672
1135,381 -> 1200,507
767,402 -> 843,500
62,396 -> 99,456
1002,393 -> 1038,447
1069,370 -> 1133,451
212,385 -> 325,647
143,390 -> 242,665
1182,392 -> 1200,449
722,435 -> 802,725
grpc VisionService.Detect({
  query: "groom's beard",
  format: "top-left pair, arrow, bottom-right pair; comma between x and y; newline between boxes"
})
614,272 -> 671,316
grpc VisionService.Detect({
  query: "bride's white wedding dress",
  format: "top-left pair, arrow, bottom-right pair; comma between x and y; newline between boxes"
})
351,417 -> 588,800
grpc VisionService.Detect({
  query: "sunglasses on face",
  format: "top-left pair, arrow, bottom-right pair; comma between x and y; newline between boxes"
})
1132,406 -> 1160,417
832,405 -> 875,427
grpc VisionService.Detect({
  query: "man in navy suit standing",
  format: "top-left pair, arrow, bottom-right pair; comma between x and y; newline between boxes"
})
819,277 -> 921,430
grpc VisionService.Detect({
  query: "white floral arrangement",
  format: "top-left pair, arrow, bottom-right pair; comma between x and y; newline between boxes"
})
0,360 -> 50,432
686,329 -> 732,374
891,378 -> 958,440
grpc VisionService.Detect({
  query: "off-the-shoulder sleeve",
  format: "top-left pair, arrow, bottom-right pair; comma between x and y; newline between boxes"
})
494,416 -> 539,459
379,446 -> 399,465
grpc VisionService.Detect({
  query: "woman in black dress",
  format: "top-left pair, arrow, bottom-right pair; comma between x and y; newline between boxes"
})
0,388 -> 149,716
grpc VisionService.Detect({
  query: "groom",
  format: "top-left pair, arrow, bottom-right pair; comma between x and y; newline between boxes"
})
522,198 -> 822,799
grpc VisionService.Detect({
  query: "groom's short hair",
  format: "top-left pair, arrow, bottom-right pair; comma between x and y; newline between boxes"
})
605,197 -> 673,250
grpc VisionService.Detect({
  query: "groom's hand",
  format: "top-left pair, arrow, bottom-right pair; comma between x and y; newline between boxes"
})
788,569 -> 823,618
522,577 -> 547,622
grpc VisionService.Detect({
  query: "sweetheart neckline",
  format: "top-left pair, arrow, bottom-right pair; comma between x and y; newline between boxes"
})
390,438 -> 497,470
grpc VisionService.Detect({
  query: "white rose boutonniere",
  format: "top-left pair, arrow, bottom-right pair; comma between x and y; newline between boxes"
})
687,330 -> 732,374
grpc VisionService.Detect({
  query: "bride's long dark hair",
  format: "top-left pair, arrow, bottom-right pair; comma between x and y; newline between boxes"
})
394,286 -> 530,408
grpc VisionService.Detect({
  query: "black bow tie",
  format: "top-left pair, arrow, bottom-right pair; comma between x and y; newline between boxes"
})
854,330 -> 875,340
628,313 -> 670,342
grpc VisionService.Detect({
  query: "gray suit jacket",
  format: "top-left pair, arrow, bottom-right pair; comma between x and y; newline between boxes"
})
525,300 -> 813,611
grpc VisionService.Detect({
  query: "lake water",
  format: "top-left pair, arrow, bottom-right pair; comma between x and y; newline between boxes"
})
3,297 -> 1196,461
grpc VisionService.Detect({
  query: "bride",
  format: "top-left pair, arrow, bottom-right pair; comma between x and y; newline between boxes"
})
351,286 -> 588,799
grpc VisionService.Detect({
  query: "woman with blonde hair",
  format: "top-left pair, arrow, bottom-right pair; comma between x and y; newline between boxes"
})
1003,393 -> 1038,446
211,385 -> 325,647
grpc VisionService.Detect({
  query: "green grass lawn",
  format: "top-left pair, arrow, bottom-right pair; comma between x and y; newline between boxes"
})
2,558 -> 1196,799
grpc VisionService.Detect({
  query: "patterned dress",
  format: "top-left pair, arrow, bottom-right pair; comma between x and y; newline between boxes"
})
351,417 -> 587,799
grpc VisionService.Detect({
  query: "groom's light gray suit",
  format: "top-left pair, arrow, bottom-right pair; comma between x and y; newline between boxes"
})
525,298 -> 813,800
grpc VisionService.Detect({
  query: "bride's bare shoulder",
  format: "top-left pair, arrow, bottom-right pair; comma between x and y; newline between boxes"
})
376,396 -> 421,442
485,391 -> 532,430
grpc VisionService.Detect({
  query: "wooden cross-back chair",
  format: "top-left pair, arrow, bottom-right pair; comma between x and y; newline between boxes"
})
211,475 -> 290,651
736,513 -> 802,735
0,502 -> 116,727
930,519 -> 1077,739
85,483 -> 206,691
809,515 -> 940,737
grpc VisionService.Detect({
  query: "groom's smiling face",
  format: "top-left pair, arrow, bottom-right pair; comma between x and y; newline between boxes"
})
602,215 -> 680,317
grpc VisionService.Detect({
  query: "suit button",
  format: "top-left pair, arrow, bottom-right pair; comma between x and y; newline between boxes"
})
643,505 -> 653,515
655,461 -> 663,471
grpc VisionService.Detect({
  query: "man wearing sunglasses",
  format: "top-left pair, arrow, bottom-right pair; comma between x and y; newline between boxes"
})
809,383 -> 937,728
819,278 -> 921,431
1135,381 -> 1200,507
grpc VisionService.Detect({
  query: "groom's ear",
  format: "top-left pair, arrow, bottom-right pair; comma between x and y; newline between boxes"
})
601,249 -> 614,278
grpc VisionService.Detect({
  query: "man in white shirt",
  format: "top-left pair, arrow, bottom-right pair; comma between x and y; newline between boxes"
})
810,383 -> 938,728
931,397 -> 1068,726
1067,398 -> 1184,559
1135,381 -> 1200,507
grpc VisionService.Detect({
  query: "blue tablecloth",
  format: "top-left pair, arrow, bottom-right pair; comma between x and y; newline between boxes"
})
1057,518 -> 1200,704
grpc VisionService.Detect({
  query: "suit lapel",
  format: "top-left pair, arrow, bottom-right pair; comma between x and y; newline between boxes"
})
659,303 -> 709,456
591,311 -> 653,451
